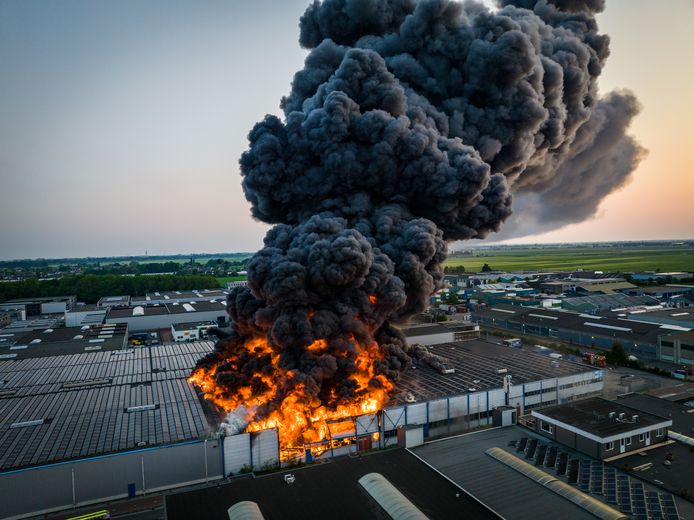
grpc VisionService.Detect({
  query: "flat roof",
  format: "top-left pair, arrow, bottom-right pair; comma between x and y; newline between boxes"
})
0,324 -> 127,355
2,296 -> 75,304
171,321 -> 215,331
106,301 -> 227,319
392,339 -> 594,404
165,448 -> 498,520
480,304 -> 670,344
609,442 -> 694,502
0,341 -> 215,471
616,394 -> 694,436
630,308 -> 694,324
534,397 -> 669,438
399,323 -> 451,337
412,425 -> 693,520
411,427 -> 594,520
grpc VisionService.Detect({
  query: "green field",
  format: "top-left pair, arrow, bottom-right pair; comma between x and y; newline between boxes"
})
445,246 -> 694,273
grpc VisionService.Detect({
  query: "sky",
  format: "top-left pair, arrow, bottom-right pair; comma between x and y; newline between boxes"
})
0,0 -> 692,260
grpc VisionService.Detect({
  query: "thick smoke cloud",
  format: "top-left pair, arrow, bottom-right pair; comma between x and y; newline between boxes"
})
195,0 -> 642,421
491,90 -> 646,239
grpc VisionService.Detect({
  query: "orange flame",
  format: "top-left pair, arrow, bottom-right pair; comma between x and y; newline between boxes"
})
189,332 -> 393,459
369,295 -> 377,305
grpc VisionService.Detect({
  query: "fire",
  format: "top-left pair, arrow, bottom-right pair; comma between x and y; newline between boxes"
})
369,294 -> 377,305
189,333 -> 393,459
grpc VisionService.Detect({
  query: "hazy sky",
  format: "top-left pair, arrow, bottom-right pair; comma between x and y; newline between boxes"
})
0,0 -> 692,260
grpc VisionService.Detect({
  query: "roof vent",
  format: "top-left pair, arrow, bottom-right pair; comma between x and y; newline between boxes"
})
132,306 -> 145,316
608,412 -> 616,420
618,413 -> 625,420
632,414 -> 638,422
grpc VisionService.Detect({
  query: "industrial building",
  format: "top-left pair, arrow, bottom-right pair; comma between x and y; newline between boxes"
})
474,304 -> 689,362
531,398 -> 672,459
0,296 -> 76,316
171,321 -> 215,342
65,305 -> 108,327
400,323 -> 455,345
562,294 -> 659,314
105,301 -> 227,332
131,289 -> 229,306
0,317 -> 59,334
622,284 -> 694,301
0,341 -> 222,519
658,330 -> 694,365
411,424 -> 692,520
166,448 -> 498,520
96,295 -> 131,308
0,323 -> 128,358
626,307 -> 694,329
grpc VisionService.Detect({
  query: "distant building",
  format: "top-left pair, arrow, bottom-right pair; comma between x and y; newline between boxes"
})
227,280 -> 248,289
97,295 -> 131,308
0,295 -> 76,316
659,330 -> 694,365
131,288 -> 229,306
65,305 -> 107,327
622,285 -> 694,301
105,301 -> 227,332
532,397 -> 672,460
0,322 -> 128,358
474,303 -> 685,362
400,324 -> 455,345
171,321 -> 215,342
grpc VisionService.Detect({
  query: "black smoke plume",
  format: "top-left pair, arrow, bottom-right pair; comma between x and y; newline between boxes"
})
194,0 -> 642,422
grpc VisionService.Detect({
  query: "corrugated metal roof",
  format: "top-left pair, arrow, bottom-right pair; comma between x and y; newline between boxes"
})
0,341 -> 215,471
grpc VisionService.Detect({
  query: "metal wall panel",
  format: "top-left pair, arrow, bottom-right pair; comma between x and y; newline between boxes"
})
382,407 -> 406,430
251,429 -> 279,470
448,395 -> 468,418
223,433 -> 250,476
427,399 -> 448,422
356,414 -> 379,434
405,402 -> 427,425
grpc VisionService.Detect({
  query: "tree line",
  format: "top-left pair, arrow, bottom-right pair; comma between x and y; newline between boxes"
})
0,274 -> 219,305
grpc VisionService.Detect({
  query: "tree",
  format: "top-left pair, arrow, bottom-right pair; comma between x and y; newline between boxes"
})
481,263 -> 492,272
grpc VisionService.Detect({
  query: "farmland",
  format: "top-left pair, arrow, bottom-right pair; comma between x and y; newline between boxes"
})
445,244 -> 694,273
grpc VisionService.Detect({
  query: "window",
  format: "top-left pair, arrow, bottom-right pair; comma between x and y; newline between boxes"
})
656,428 -> 664,437
625,437 -> 632,446
638,433 -> 645,442
605,441 -> 614,451
540,421 -> 554,434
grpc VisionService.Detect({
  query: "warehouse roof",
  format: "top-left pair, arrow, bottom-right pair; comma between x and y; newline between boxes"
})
481,304 -> 671,344
106,301 -> 227,320
533,397 -> 670,439
166,448 -> 498,520
0,341 -> 215,471
628,308 -> 694,325
576,282 -> 635,294
399,324 -> 451,338
0,323 -> 128,358
1,296 -> 75,304
392,339 -> 594,404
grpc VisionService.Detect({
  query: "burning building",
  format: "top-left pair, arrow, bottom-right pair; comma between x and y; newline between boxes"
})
191,0 -> 642,458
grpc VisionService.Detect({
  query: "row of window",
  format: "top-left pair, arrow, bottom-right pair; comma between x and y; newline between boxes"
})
604,428 -> 665,451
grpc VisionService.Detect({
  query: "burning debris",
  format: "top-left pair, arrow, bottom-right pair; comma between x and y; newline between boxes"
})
191,0 -> 642,456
